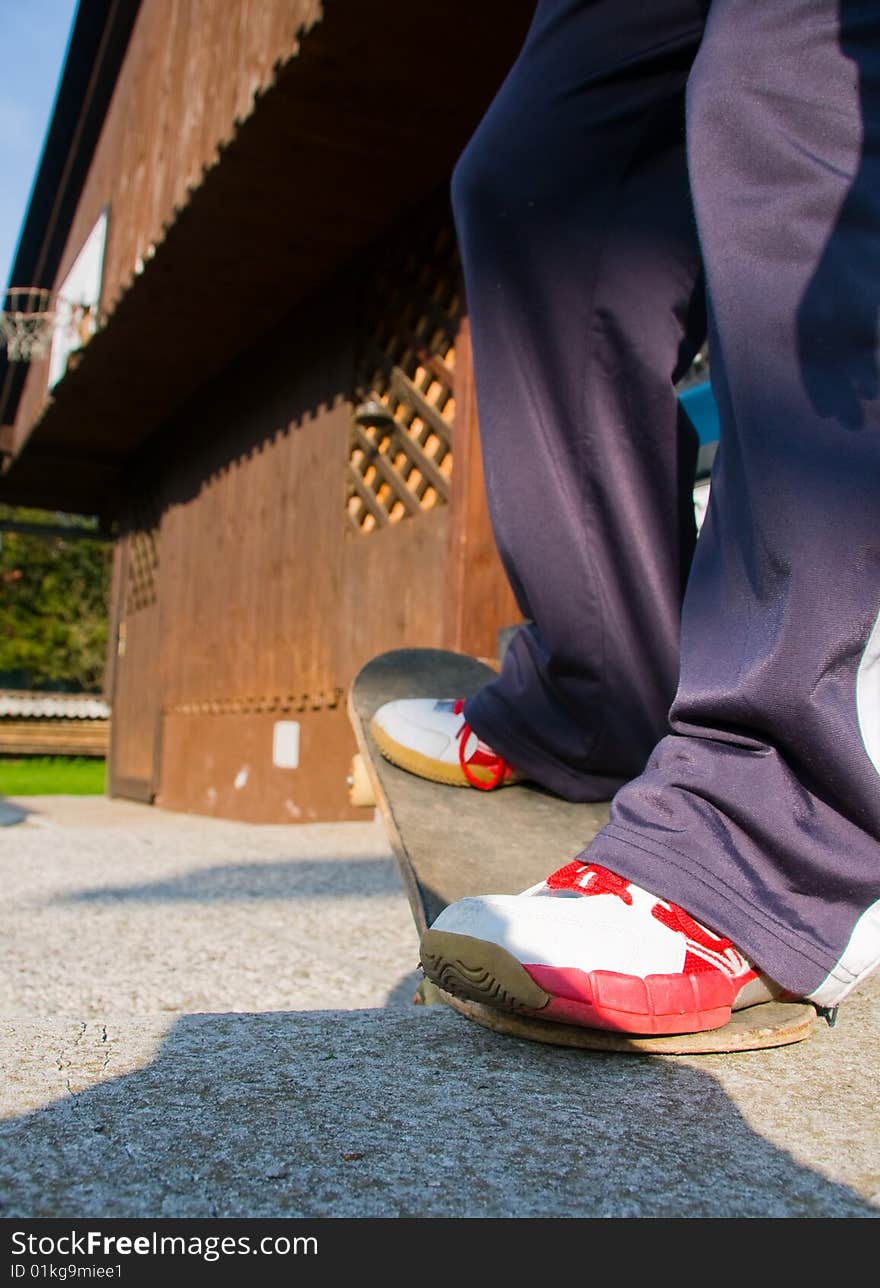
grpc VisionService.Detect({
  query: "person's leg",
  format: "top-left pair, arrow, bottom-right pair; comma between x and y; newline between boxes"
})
420,0 -> 880,1029
374,0 -> 708,801
456,0 -> 708,803
585,0 -> 880,1004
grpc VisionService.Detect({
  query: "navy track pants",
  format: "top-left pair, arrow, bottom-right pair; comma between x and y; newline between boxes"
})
454,0 -> 880,1001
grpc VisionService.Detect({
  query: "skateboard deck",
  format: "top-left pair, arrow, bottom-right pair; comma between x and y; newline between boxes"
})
349,648 -> 817,1054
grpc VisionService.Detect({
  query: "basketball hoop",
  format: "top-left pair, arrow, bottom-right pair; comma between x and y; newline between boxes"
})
0,288 -> 56,362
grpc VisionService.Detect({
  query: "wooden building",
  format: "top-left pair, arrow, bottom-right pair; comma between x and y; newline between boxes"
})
0,0 -> 537,821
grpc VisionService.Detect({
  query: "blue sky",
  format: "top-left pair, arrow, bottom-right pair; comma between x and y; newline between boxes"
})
1,0 -> 80,288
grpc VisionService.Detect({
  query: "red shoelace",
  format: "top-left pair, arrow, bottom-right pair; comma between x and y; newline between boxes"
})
452,698 -> 514,790
545,861 -> 634,902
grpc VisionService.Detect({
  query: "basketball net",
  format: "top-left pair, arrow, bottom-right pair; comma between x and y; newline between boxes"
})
0,288 -> 56,362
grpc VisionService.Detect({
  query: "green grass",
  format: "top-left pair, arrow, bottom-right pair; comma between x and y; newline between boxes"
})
0,756 -> 107,796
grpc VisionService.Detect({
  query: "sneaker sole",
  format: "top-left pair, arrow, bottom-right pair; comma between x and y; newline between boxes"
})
420,929 -> 553,1013
420,929 -> 736,1036
370,720 -> 512,789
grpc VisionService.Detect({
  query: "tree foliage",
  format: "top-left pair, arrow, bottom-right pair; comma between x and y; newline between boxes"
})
0,505 -> 112,693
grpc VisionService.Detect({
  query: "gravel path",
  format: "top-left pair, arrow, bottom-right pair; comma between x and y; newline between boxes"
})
0,796 -> 421,1016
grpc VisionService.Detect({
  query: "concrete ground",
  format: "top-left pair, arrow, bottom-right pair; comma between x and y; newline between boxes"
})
0,794 -> 878,1219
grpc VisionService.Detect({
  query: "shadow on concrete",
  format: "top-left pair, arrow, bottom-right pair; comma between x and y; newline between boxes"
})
383,969 -> 424,1008
0,797 -> 31,827
54,858 -> 407,904
1,1007 -> 877,1219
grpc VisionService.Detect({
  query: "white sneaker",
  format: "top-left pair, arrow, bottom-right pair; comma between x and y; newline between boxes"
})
420,861 -> 783,1035
370,697 -> 523,790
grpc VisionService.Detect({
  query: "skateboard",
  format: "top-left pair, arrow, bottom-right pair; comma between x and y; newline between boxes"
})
348,647 -> 818,1054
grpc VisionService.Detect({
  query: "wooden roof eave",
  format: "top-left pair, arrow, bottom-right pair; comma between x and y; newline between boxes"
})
0,0 -> 534,517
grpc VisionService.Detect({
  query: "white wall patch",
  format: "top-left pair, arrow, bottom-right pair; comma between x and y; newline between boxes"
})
273,721 -> 300,769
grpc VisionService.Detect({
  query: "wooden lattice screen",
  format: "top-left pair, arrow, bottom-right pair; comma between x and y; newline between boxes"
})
124,498 -> 160,614
347,218 -> 462,534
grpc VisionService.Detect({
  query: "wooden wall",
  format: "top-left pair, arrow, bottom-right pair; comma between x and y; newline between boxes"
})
108,196 -> 520,821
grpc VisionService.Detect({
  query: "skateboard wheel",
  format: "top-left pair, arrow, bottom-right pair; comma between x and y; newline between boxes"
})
413,978 -> 445,1006
347,753 -> 377,808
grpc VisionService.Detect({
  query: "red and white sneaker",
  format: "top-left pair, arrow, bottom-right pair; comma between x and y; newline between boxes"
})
370,698 -> 523,790
419,861 -> 782,1035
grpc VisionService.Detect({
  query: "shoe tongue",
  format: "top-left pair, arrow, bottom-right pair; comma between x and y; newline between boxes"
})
545,862 -> 632,900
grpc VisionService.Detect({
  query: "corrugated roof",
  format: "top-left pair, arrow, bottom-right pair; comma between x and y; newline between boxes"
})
0,691 -> 110,719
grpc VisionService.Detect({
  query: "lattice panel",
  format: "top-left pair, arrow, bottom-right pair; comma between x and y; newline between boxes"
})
124,500 -> 160,615
347,219 -> 461,535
